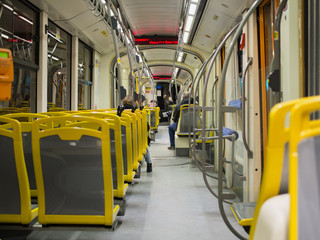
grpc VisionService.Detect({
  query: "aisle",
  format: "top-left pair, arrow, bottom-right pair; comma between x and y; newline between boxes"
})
28,125 -> 246,240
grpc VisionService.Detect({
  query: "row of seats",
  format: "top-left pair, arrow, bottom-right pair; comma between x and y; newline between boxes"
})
0,108 -> 150,228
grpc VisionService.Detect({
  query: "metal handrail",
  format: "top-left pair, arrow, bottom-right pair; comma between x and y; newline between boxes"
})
187,23 -> 241,205
107,1 -> 121,106
189,59 -> 208,153
211,76 -> 219,124
200,22 -> 240,185
123,35 -> 135,96
218,1 -> 264,239
268,0 -> 288,94
186,25 -> 239,203
242,57 -> 253,158
189,50 -> 219,154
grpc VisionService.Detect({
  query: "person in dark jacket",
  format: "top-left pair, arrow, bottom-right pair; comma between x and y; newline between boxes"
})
168,92 -> 191,150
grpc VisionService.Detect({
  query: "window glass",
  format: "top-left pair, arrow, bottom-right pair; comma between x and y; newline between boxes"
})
12,0 -> 39,64
47,21 -> 71,111
0,0 -> 39,114
78,41 -> 92,110
0,0 -> 13,50
0,68 -> 36,114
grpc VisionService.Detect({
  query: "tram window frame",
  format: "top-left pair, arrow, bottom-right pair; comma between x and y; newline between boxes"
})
47,20 -> 72,111
0,0 -> 39,113
78,40 -> 93,110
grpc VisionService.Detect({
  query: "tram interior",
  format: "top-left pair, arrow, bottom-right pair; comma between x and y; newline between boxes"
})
0,0 -> 320,239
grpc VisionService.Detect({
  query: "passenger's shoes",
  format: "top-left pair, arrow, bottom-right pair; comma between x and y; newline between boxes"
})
147,163 -> 152,172
167,146 -> 175,150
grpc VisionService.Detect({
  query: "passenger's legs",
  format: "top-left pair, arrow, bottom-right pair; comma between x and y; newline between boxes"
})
145,148 -> 151,163
145,149 -> 152,172
168,122 -> 177,148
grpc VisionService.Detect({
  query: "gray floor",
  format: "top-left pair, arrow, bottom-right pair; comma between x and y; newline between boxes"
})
27,125 -> 247,240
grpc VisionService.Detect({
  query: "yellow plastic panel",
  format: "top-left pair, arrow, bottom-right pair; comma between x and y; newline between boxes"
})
249,99 -> 299,239
0,49 -> 13,101
0,117 -> 38,224
32,116 -> 118,226
288,96 -> 320,240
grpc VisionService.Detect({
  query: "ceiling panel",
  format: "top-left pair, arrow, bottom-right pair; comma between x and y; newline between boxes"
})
184,53 -> 202,68
178,69 -> 191,81
29,0 -> 116,54
192,0 -> 254,53
150,66 -> 173,76
80,21 -> 115,55
118,0 -> 183,36
142,49 -> 176,62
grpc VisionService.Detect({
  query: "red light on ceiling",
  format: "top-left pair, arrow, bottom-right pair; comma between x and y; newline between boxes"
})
153,76 -> 171,80
135,36 -> 178,45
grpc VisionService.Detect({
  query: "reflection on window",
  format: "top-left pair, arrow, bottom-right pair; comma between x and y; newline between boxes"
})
47,21 -> 71,111
78,41 -> 92,110
0,68 -> 36,114
0,0 -> 39,63
0,0 -> 39,114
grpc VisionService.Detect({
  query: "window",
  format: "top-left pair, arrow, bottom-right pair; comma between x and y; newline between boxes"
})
47,21 -> 71,111
0,0 -> 39,113
78,41 -> 92,110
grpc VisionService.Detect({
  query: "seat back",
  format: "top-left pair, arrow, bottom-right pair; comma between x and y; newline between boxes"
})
0,117 -> 38,224
134,110 -> 143,162
140,109 -> 148,154
177,104 -> 200,135
3,113 -> 49,197
147,109 -> 157,129
32,116 -> 118,226
155,107 -> 160,128
249,99 -> 299,239
119,114 -> 134,182
289,96 -> 320,240
122,111 -> 139,171
68,112 -> 127,198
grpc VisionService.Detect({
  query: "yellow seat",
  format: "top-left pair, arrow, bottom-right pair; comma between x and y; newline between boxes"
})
39,112 -> 70,117
139,109 -> 148,155
118,113 -> 136,182
146,108 -> 157,130
69,112 -> 129,200
122,111 -> 140,172
94,110 -> 136,182
32,116 -> 119,227
249,96 -> 320,240
176,104 -> 200,136
155,107 -> 160,128
133,109 -> 143,162
3,113 -> 49,197
288,96 -> 320,240
0,117 -> 38,224
243,99 -> 299,236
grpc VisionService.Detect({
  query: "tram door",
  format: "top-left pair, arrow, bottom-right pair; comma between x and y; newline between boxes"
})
258,0 -> 280,161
